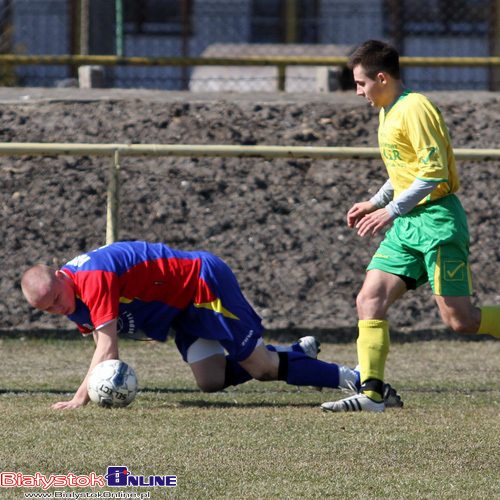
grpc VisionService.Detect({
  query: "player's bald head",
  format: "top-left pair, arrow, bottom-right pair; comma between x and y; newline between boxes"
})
21,265 -> 57,307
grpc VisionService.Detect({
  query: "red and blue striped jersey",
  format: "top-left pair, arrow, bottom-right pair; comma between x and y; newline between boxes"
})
62,241 -> 241,342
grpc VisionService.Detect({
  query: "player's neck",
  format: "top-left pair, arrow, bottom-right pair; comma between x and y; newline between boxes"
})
384,82 -> 406,113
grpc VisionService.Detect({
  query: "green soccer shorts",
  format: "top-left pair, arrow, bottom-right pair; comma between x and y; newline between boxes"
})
366,194 -> 473,296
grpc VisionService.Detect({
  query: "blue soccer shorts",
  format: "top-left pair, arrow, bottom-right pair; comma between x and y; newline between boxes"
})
172,254 -> 264,362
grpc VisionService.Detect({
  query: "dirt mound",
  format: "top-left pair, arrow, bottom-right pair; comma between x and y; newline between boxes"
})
2,90 -> 500,336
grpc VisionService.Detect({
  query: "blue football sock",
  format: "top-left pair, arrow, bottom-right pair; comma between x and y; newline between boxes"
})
223,345 -> 355,391
266,343 -> 302,353
279,351 -> 341,388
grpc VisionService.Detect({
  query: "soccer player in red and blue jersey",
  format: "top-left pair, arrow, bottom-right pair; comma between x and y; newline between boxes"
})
22,241 -> 401,409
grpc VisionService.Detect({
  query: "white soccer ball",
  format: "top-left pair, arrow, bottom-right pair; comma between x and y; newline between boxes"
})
87,359 -> 138,408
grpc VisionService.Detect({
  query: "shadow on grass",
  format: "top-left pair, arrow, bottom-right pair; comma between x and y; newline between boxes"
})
178,400 -> 320,408
3,386 -> 497,396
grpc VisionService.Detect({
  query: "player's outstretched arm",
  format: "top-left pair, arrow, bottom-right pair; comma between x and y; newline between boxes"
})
52,321 -> 120,410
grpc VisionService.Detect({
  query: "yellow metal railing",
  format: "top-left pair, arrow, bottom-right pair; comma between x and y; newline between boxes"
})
1,142 -> 498,244
1,142 -> 499,159
4,54 -> 500,67
3,55 -> 500,91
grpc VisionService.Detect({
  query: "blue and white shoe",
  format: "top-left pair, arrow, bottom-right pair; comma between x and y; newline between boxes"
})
293,336 -> 321,359
338,365 -> 360,392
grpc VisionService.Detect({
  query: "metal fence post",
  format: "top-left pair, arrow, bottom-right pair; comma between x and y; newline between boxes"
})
115,0 -> 124,57
277,64 -> 286,91
106,150 -> 121,244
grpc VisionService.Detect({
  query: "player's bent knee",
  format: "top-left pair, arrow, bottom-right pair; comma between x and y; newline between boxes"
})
356,293 -> 383,319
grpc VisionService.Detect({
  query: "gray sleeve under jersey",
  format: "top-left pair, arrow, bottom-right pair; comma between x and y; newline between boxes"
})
369,178 -> 439,218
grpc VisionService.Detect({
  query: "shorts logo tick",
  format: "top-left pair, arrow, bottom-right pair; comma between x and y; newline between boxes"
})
444,260 -> 465,281
105,467 -> 177,488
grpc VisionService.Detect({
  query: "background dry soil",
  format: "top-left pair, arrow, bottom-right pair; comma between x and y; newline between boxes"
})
1,88 -> 500,341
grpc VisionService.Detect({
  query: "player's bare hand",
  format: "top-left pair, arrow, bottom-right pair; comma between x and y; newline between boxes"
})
52,399 -> 86,410
347,201 -> 377,228
355,208 -> 393,237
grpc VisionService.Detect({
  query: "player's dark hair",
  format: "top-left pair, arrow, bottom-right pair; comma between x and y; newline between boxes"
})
348,40 -> 401,80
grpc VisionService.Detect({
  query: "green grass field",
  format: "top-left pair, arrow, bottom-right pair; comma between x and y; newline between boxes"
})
0,333 -> 499,500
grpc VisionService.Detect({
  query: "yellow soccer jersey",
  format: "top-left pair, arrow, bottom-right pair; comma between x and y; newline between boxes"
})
378,90 -> 459,204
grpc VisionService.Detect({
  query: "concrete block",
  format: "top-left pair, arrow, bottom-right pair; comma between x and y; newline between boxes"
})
79,65 -> 104,89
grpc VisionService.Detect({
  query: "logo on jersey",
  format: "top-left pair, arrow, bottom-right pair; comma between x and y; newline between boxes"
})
418,146 -> 439,166
65,254 -> 91,267
117,312 -> 136,335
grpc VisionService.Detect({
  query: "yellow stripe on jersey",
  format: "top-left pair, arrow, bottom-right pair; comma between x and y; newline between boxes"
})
378,90 -> 459,204
467,262 -> 473,292
434,246 -> 442,295
194,298 -> 240,320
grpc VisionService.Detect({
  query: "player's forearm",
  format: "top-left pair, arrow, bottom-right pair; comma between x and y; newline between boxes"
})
73,379 -> 92,405
72,344 -> 115,406
74,325 -> 120,404
385,178 -> 439,218
369,179 -> 394,208
93,321 -> 120,360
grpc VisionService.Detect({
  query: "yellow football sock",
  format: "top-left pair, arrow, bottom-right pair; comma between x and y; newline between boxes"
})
357,319 -> 390,402
477,306 -> 500,337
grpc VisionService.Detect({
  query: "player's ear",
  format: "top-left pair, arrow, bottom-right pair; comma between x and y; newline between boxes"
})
376,71 -> 388,84
54,270 -> 66,281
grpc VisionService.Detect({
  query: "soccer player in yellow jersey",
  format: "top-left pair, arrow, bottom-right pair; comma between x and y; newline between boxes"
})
322,39 -> 500,412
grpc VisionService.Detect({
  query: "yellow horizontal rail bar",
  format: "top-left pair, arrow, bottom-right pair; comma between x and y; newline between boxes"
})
2,54 -> 500,68
0,54 -> 348,67
0,143 -> 497,161
399,56 -> 500,67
